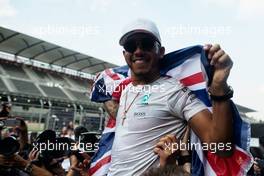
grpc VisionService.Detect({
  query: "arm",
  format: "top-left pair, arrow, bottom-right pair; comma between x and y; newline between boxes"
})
188,44 -> 233,155
103,100 -> 119,118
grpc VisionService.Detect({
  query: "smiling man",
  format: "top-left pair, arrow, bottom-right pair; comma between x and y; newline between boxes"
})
106,19 -> 234,176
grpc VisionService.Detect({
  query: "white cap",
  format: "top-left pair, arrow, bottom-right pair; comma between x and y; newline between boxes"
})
119,19 -> 161,46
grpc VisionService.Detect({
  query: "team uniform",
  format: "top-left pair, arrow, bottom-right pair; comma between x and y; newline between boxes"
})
107,76 -> 207,176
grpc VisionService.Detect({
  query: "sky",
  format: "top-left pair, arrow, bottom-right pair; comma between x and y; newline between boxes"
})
0,0 -> 263,118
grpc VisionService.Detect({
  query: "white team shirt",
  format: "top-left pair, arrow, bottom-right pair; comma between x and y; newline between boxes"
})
108,76 -> 207,176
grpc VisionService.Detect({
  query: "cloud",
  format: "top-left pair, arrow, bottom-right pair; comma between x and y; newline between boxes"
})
87,0 -> 114,12
199,0 -> 264,20
237,0 -> 264,20
258,84 -> 264,94
0,0 -> 17,17
198,0 -> 237,7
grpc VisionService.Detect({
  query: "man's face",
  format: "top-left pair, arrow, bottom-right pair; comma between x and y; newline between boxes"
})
122,34 -> 164,77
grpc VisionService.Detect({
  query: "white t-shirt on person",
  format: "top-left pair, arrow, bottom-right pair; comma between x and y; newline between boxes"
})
107,76 -> 207,176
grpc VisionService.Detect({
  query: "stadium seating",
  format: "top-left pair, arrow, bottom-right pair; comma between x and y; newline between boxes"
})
1,62 -> 29,79
0,77 -> 8,92
10,79 -> 42,96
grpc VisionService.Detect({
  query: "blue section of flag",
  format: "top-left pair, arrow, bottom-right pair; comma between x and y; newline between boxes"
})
91,131 -> 115,162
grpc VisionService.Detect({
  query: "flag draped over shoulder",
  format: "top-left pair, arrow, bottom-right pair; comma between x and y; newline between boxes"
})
89,45 -> 253,176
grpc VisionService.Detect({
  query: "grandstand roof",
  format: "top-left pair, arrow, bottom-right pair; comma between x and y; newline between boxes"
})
236,104 -> 256,113
0,26 -> 116,74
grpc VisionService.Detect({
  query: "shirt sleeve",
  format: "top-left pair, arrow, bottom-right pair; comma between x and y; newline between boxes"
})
167,86 -> 208,121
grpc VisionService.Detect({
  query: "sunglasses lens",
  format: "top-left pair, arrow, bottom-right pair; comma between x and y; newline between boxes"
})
124,41 -> 137,53
141,38 -> 155,51
124,38 -> 156,53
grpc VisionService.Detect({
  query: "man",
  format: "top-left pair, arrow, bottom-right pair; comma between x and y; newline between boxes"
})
106,19 -> 233,175
0,102 -> 12,117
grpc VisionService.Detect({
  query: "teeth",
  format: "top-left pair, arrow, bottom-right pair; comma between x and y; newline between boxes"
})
133,58 -> 143,62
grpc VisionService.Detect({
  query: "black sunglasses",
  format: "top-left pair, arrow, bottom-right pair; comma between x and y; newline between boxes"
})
124,38 -> 158,53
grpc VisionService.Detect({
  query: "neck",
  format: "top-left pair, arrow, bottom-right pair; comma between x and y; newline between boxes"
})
131,72 -> 161,86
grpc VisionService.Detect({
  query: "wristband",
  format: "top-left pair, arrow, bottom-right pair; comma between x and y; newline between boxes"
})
209,86 -> 233,102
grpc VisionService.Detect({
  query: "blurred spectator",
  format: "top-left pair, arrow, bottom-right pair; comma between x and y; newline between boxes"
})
0,102 -> 12,117
66,154 -> 90,176
67,121 -> 74,131
17,118 -> 32,160
153,127 -> 191,174
29,132 -> 38,145
248,138 -> 264,175
0,153 -> 53,176
0,116 -> 31,160
31,130 -> 69,175
74,126 -> 88,142
142,165 -> 190,176
60,126 -> 68,137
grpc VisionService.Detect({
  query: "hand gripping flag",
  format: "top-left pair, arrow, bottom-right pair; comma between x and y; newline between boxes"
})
89,45 -> 253,176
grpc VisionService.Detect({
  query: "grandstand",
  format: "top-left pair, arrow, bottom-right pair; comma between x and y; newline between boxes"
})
0,26 -> 257,132
0,26 -> 116,132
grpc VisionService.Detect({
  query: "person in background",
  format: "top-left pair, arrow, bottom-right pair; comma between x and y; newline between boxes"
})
0,102 -> 12,117
154,127 -> 191,173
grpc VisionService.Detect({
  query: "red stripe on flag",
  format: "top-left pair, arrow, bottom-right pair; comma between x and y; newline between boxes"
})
89,155 -> 112,175
180,72 -> 204,86
105,69 -> 120,80
206,148 -> 252,176
107,116 -> 116,128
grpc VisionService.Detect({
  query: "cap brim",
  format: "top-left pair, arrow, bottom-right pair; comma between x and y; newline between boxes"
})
119,30 -> 160,46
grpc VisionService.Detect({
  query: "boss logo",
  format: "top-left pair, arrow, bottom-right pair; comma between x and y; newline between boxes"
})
134,112 -> 146,118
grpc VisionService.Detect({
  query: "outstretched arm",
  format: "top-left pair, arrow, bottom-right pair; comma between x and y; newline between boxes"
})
188,44 -> 233,155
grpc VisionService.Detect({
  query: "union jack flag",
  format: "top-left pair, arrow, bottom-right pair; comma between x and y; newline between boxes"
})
89,45 -> 253,176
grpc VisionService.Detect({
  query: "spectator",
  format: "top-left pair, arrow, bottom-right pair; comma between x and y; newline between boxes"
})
0,151 -> 53,176
60,126 -> 68,137
154,127 -> 191,173
0,102 -> 12,117
74,126 -> 88,142
142,165 -> 190,176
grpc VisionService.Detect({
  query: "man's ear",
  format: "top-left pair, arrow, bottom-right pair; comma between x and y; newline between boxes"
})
122,50 -> 126,57
159,46 -> 165,59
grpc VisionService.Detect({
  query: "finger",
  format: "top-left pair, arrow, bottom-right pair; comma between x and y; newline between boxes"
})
163,137 -> 172,147
160,135 -> 173,145
29,150 -> 37,160
216,54 -> 233,69
211,49 -> 225,65
29,149 -> 34,157
153,147 -> 161,154
35,151 -> 40,159
154,147 -> 168,157
166,134 -> 177,144
208,44 -> 220,59
155,141 -> 167,150
32,149 -> 38,156
203,44 -> 212,51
